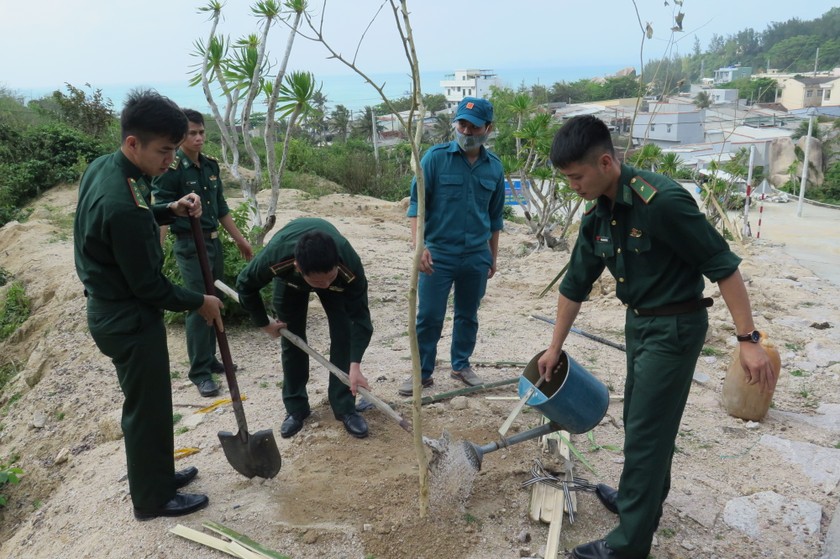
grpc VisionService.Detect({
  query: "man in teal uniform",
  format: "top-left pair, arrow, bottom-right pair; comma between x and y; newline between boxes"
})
74,90 -> 224,520
400,97 -> 505,396
537,115 -> 774,559
153,109 -> 253,397
236,217 -> 372,439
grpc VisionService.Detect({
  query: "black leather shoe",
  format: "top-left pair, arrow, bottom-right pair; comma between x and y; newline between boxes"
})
210,361 -> 238,374
197,379 -> 220,397
337,412 -> 369,439
595,483 -> 619,514
572,539 -> 634,559
133,492 -> 209,521
174,466 -> 198,489
280,410 -> 311,439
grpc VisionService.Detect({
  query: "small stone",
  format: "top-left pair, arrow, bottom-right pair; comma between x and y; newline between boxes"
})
451,396 -> 469,410
681,541 -> 696,551
517,529 -> 531,543
54,448 -> 70,465
182,413 -> 204,428
519,549 -> 532,557
311,422 -> 320,429
363,523 -> 373,532
301,530 -> 319,544
32,411 -> 47,429
744,421 -> 760,430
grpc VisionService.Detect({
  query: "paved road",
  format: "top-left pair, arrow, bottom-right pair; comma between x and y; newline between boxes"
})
747,199 -> 840,286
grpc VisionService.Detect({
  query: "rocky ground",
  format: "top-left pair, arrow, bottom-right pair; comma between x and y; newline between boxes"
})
0,183 -> 838,559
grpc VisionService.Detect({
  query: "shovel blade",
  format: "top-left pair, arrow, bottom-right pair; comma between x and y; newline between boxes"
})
219,429 -> 282,479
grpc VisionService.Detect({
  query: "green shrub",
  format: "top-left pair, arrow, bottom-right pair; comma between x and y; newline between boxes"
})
0,461 -> 23,507
162,202 -> 264,324
0,282 -> 30,341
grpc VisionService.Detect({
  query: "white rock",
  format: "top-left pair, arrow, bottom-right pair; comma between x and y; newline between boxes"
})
32,411 -> 47,429
450,396 -> 469,410
54,448 -> 70,465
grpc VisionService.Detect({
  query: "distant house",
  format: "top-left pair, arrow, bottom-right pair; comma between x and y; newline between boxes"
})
440,69 -> 502,110
714,66 -> 752,85
631,102 -> 705,147
776,74 -> 840,111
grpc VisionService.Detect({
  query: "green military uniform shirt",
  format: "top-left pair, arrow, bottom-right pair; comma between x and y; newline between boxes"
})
74,149 -> 204,310
560,163 -> 741,308
152,149 -> 230,234
236,217 -> 373,364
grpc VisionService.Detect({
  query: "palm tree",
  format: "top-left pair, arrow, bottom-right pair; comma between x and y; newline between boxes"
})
659,152 -> 683,178
431,113 -> 453,143
630,143 -> 663,171
328,105 -> 351,142
509,93 -> 533,157
350,106 -> 384,143
694,91 -> 711,109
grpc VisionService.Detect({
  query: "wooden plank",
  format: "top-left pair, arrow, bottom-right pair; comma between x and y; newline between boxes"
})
169,524 -> 240,557
558,433 -> 577,514
529,479 -> 546,522
544,487 -> 565,558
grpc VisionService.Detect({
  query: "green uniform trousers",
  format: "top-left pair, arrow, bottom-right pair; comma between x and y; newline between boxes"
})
605,308 -> 708,558
87,297 -> 176,510
173,235 -> 224,385
273,280 -> 355,418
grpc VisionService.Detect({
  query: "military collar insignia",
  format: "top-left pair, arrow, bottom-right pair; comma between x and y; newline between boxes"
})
126,178 -> 150,210
337,263 -> 356,283
629,176 -> 657,204
269,258 -> 296,276
629,228 -> 643,238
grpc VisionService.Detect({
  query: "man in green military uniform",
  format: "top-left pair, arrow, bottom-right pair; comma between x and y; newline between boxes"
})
153,109 -> 253,397
236,217 -> 373,439
537,116 -> 774,559
74,90 -> 224,520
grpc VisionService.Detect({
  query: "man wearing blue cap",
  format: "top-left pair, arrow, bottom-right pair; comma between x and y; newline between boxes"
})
399,97 -> 505,396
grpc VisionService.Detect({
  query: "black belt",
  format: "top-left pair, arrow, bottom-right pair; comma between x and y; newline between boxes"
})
631,297 -> 713,317
175,230 -> 218,240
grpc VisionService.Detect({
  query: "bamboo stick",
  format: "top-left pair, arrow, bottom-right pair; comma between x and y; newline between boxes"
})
169,524 -> 240,557
203,521 -> 289,559
419,377 -> 519,404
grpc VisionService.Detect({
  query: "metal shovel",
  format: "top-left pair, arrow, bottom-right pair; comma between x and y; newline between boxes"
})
190,217 -> 282,479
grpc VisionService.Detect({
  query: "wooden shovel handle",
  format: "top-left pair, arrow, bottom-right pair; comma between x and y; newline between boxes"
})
190,218 -> 249,436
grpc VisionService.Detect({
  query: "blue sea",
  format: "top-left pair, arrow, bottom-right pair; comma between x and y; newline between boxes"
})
15,64 -> 632,115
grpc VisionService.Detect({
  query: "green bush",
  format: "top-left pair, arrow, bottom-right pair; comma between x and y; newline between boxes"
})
0,461 -> 23,507
162,202 -> 264,324
0,281 -> 30,341
0,123 -> 108,227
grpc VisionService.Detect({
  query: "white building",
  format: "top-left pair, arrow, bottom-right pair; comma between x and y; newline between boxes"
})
631,102 -> 705,147
440,69 -> 502,110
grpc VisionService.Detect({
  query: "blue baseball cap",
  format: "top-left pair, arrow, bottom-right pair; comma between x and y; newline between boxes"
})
454,97 -> 494,127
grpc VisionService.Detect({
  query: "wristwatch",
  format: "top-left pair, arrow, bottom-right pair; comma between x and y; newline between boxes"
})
736,330 -> 760,343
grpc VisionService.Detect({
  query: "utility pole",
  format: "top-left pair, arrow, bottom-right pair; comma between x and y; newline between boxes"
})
796,110 -> 815,218
742,145 -> 755,237
813,48 -> 820,77
371,108 -> 380,171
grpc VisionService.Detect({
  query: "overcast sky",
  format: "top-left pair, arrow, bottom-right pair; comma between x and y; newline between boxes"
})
1,0 -> 837,91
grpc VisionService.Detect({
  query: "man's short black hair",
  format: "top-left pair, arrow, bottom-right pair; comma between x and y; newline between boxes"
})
294,231 -> 339,276
550,115 -> 615,168
120,89 -> 188,145
182,109 -> 205,127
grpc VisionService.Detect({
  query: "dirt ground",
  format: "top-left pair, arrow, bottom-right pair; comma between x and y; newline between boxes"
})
0,183 -> 838,559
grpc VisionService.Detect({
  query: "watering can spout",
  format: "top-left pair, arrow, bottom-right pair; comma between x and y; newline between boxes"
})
465,421 -> 563,471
